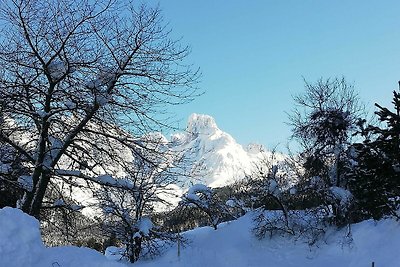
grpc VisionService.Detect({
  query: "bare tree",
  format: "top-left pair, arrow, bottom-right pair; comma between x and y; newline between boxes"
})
238,152 -> 294,238
288,77 -> 363,187
98,136 -> 184,262
0,0 -> 199,218
288,77 -> 362,226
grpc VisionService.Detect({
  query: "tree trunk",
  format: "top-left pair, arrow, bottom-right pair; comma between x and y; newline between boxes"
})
21,166 -> 44,217
21,168 -> 51,219
29,171 -> 51,219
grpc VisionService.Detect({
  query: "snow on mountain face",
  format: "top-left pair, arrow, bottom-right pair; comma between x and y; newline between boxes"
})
186,113 -> 219,135
170,113 -> 273,188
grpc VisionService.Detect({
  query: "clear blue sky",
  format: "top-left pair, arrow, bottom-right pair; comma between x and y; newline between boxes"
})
151,1 -> 400,150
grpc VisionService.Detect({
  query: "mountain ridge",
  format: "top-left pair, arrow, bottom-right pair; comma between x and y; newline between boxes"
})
169,113 -> 275,187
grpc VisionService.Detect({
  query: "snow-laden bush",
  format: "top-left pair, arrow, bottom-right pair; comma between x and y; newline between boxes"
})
181,184 -> 229,230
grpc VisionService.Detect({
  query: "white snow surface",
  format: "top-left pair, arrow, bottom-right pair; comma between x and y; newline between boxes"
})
1,207 -> 400,266
95,174 -> 135,189
0,207 -> 123,267
134,212 -> 400,267
105,246 -> 125,261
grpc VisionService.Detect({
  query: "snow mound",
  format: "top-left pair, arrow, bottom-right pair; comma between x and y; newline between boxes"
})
0,207 -> 124,267
0,207 -> 43,266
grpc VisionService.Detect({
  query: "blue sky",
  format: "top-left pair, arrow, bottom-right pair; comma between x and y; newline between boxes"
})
152,1 -> 400,150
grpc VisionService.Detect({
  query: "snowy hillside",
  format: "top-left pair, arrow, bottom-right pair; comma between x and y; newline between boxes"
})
135,212 -> 400,267
171,114 -> 279,187
2,206 -> 399,267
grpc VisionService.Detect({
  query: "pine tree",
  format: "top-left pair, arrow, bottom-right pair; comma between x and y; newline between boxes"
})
348,88 -> 400,220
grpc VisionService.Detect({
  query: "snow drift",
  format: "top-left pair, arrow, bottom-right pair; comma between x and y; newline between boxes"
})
1,207 -> 400,267
0,207 -> 123,267
134,212 -> 400,267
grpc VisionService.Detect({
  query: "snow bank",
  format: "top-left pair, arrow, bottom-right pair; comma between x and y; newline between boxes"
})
105,246 -> 125,261
0,207 -> 44,266
0,207 -> 124,267
1,207 -> 399,267
134,212 -> 400,267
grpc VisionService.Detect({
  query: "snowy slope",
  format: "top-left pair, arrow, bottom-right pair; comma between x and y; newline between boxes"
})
134,212 -> 400,267
0,207 -> 123,267
1,207 -> 399,267
171,114 -> 278,187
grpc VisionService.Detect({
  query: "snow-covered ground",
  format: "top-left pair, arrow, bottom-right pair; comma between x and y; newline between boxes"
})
134,212 -> 399,267
1,207 -> 399,267
0,207 -> 124,267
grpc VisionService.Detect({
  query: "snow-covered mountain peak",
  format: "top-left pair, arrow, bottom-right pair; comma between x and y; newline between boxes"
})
186,113 -> 219,136
169,113 -> 274,187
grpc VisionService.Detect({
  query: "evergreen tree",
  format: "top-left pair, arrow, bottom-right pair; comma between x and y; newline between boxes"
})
348,88 -> 400,220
